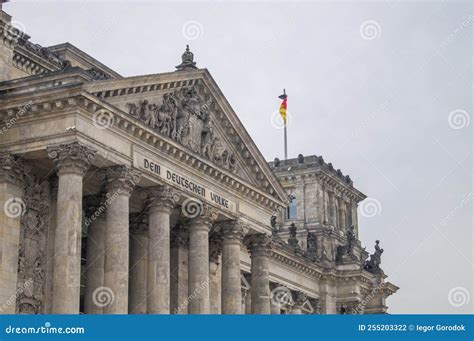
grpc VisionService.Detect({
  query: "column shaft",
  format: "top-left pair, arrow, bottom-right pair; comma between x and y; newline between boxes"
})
101,165 -> 138,314
221,221 -> 244,314
48,142 -> 96,314
84,196 -> 107,314
246,234 -> 271,314
0,154 -> 24,314
188,221 -> 211,314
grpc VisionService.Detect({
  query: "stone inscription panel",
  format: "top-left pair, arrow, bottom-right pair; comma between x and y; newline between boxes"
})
134,151 -> 236,213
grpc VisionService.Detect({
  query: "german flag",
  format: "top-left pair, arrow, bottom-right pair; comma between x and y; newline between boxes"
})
278,91 -> 287,126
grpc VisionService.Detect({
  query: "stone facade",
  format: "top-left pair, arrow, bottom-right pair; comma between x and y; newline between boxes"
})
0,10 -> 397,315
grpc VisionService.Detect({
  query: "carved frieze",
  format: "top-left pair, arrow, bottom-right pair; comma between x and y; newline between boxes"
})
125,86 -> 239,175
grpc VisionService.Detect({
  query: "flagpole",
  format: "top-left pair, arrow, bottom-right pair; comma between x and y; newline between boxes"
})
284,122 -> 288,160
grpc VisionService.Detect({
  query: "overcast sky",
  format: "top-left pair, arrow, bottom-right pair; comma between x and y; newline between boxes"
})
5,0 -> 472,314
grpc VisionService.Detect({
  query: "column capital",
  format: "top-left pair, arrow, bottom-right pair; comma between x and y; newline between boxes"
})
47,142 -> 96,176
99,165 -> 140,196
187,202 -> 218,228
245,233 -> 272,257
146,185 -> 179,214
0,152 -> 26,186
220,219 -> 247,244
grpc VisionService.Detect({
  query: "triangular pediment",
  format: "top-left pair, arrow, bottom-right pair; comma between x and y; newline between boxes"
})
83,69 -> 287,204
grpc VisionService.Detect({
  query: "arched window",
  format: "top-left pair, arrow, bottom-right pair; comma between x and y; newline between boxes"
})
287,194 -> 297,220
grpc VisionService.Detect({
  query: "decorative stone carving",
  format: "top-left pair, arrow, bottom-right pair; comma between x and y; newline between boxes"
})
125,86 -> 239,174
245,233 -> 272,257
364,240 -> 384,274
0,153 -> 26,186
47,142 -> 96,176
146,185 -> 179,213
16,169 -> 50,314
98,165 -> 140,196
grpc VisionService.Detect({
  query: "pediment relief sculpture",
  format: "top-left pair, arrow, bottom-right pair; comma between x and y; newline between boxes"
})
125,86 -> 240,175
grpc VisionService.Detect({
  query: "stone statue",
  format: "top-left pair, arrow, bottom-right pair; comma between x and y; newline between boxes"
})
307,232 -> 317,259
287,223 -> 300,250
175,45 -> 198,71
364,240 -> 384,273
346,225 -> 356,255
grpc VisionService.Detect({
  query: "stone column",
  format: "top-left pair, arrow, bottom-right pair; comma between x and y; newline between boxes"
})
220,220 -> 245,314
170,225 -> 189,314
44,176 -> 57,313
319,280 -> 337,314
351,204 -> 359,237
0,153 -> 25,314
245,233 -> 271,314
101,165 -> 139,314
328,192 -> 337,227
337,197 -> 346,230
187,205 -> 216,314
146,185 -> 176,314
129,213 -> 148,314
47,142 -> 96,314
209,231 -> 222,314
83,195 -> 107,314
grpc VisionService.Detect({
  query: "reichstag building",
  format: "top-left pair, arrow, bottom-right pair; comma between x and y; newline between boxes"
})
0,10 -> 398,315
